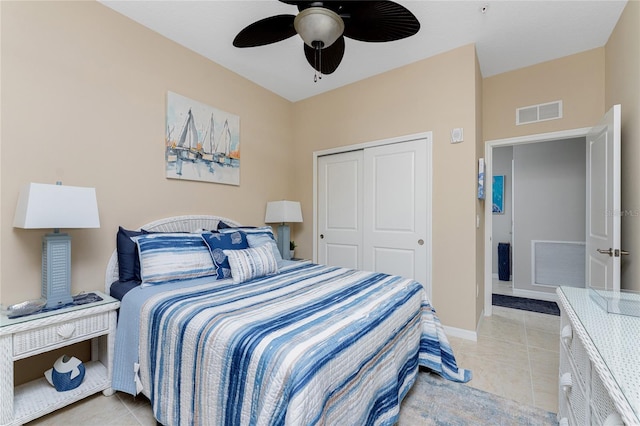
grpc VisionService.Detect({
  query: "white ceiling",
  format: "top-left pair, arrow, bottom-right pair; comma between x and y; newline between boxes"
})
100,0 -> 627,102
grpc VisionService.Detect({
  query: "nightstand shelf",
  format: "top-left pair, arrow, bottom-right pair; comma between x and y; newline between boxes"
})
0,291 -> 119,426
13,361 -> 107,422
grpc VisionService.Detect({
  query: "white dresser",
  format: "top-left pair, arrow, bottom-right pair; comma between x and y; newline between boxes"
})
557,286 -> 640,425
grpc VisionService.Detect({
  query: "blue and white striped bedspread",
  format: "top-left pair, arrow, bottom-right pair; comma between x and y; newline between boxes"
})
133,262 -> 470,425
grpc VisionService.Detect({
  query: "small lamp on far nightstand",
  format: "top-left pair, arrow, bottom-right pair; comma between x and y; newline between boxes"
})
265,200 -> 302,260
13,182 -> 100,309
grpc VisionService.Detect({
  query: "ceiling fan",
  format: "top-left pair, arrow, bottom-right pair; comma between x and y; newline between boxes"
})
233,1 -> 420,81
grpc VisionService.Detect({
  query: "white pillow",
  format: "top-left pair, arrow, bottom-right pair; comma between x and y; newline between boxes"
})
247,233 -> 283,263
223,244 -> 279,284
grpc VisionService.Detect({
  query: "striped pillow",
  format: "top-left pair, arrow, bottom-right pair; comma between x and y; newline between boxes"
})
223,244 -> 279,284
132,233 -> 216,287
247,233 -> 283,263
219,226 -> 275,240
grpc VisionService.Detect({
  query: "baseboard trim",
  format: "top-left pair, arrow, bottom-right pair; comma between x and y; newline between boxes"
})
443,325 -> 477,342
511,288 -> 559,303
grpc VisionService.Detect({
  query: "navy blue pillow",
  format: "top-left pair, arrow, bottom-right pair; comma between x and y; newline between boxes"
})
116,227 -> 147,281
201,231 -> 249,279
216,221 -> 255,230
216,221 -> 233,230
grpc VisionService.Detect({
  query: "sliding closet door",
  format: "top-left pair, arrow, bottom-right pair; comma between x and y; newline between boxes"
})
363,140 -> 428,292
317,151 -> 364,269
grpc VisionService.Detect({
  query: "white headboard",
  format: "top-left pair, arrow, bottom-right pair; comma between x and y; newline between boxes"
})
104,215 -> 242,293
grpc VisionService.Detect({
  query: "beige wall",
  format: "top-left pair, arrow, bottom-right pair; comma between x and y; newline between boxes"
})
1,1 -> 294,305
606,0 -> 640,292
292,45 -> 481,331
483,48 -> 605,142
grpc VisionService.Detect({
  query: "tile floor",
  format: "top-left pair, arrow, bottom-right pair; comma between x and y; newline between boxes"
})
447,305 -> 560,414
493,278 -> 514,296
27,306 -> 559,425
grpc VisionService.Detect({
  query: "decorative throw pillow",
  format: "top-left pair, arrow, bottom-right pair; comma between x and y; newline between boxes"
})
116,227 -> 147,282
132,233 -> 217,287
44,355 -> 85,392
223,244 -> 279,284
201,231 -> 249,279
247,233 -> 283,263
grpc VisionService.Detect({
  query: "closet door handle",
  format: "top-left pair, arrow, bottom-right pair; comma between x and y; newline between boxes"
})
597,248 -> 613,256
320,234 -> 324,239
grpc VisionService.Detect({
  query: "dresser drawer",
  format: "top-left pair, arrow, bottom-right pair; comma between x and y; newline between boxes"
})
12,312 -> 110,357
591,367 -> 623,425
566,375 -> 588,426
560,339 -> 589,426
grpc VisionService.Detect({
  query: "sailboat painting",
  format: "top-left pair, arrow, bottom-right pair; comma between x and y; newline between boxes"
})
165,91 -> 240,185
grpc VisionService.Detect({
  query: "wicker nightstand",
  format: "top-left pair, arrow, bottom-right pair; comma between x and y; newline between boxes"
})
0,291 -> 119,426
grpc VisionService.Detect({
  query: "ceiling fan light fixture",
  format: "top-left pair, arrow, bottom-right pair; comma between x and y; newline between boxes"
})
294,7 -> 344,49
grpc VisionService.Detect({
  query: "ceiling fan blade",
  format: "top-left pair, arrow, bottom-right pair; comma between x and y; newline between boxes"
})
304,36 -> 345,75
278,0 -> 314,12
341,1 -> 420,42
233,15 -> 297,48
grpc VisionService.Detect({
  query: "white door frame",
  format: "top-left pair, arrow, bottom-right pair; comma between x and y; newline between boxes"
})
313,131 -> 433,298
484,127 -> 590,316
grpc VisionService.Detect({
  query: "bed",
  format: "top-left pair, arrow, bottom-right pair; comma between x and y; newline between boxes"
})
106,215 -> 470,426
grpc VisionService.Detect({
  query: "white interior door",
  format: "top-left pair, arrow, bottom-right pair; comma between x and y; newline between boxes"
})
363,140 -> 429,293
317,151 -> 364,269
586,104 -> 621,290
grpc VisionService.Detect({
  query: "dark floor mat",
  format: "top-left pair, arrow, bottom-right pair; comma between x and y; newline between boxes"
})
492,293 -> 560,316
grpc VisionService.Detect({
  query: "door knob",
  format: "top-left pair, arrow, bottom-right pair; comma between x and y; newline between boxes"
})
417,239 -> 424,246
597,248 -> 613,256
320,234 -> 324,239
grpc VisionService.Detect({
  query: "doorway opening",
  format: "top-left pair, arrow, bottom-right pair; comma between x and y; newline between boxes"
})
483,127 -> 590,317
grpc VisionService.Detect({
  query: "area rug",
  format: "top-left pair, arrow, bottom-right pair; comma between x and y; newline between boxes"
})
492,294 -> 560,316
400,371 -> 557,425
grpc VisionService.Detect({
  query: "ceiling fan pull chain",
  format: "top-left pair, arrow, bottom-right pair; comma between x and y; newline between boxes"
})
313,43 -> 322,82
312,43 -> 323,82
313,44 -> 318,82
314,50 -> 318,82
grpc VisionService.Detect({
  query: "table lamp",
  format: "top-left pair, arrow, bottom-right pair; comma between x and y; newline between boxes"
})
264,201 -> 302,260
13,182 -> 100,309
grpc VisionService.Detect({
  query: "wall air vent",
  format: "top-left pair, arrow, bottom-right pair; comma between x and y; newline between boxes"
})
516,100 -> 563,125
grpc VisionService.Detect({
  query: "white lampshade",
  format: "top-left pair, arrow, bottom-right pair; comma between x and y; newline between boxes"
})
13,183 -> 100,229
265,201 -> 303,224
294,7 -> 344,49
